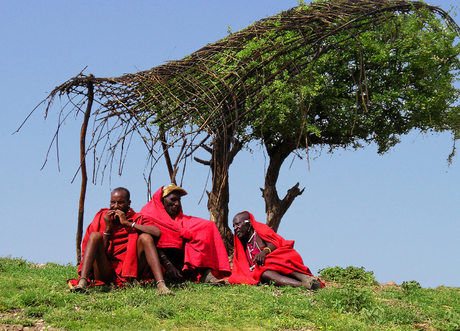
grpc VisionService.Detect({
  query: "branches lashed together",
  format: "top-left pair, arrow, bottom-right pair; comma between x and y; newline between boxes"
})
26,0 -> 460,179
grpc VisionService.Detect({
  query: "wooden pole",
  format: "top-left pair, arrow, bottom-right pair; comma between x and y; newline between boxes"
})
76,79 -> 94,264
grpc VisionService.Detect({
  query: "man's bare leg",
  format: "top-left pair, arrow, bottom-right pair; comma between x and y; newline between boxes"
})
73,232 -> 111,292
260,270 -> 303,287
137,233 -> 173,295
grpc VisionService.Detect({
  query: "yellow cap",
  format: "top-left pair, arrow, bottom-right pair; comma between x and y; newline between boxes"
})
162,183 -> 188,198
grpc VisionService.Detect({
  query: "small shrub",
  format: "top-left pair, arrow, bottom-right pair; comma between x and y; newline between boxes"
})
318,266 -> 378,286
0,256 -> 29,272
401,280 -> 422,293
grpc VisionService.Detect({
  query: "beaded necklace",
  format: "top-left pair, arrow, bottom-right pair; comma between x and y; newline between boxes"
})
246,231 -> 261,271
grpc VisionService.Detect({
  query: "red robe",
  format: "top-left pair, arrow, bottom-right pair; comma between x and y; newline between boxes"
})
229,212 -> 319,285
72,208 -> 155,286
140,187 -> 231,280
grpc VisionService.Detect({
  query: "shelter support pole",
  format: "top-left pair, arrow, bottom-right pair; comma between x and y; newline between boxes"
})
76,80 -> 94,264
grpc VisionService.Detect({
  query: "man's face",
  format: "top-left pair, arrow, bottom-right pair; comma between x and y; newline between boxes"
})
110,190 -> 130,214
233,212 -> 251,241
163,191 -> 182,219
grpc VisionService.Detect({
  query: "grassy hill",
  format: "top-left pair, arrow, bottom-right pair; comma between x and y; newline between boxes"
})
1,256 -> 459,330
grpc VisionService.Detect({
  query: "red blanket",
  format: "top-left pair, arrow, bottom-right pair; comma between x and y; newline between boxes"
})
74,208 -> 154,286
140,187 -> 231,279
229,212 -> 315,285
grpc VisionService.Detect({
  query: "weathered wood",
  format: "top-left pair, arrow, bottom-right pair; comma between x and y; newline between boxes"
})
76,79 -> 94,264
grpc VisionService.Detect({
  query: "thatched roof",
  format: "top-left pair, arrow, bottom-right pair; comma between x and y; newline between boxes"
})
23,0 -> 460,173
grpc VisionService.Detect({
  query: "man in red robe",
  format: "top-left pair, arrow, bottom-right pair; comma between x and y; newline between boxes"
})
140,184 -> 231,284
70,187 -> 172,295
229,211 -> 323,289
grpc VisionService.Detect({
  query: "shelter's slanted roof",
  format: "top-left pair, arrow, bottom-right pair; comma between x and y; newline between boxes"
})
27,0 -> 459,172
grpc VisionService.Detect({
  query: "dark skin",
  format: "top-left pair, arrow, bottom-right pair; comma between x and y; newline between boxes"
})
233,212 -> 320,289
158,191 -> 185,281
163,192 -> 182,220
74,189 -> 171,294
233,212 -> 276,268
158,191 -> 220,283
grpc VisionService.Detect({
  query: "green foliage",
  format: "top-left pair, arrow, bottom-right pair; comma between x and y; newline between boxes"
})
402,280 -> 422,293
139,0 -> 460,159
245,7 -> 460,157
318,266 -> 379,286
0,256 -> 29,272
316,284 -> 375,313
1,257 -> 460,330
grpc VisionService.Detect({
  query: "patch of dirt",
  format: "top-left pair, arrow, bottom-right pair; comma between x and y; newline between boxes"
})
0,310 -> 61,331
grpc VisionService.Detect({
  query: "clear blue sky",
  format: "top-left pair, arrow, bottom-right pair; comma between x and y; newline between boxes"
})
1,0 -> 459,289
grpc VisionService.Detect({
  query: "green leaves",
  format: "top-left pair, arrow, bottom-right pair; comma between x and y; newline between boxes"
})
318,266 -> 379,286
134,0 -> 460,168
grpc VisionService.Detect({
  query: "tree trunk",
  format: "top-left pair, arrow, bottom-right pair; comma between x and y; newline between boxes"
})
207,130 -> 242,255
262,140 -> 305,232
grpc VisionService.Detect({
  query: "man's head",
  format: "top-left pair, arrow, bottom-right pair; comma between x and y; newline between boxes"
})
110,187 -> 131,214
232,211 -> 252,242
161,184 -> 187,219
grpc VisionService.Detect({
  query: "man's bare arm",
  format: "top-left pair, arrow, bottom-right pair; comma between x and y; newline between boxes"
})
131,222 -> 161,239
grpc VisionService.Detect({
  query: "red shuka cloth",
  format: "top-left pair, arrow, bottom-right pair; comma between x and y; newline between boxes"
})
73,208 -> 155,286
140,187 -> 231,279
229,212 -> 316,285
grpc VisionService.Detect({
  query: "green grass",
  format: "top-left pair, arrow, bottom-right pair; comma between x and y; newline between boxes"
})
1,257 -> 459,330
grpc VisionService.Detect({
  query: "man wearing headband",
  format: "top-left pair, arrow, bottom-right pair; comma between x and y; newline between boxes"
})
140,184 -> 231,284
69,187 -> 172,295
229,211 -> 323,289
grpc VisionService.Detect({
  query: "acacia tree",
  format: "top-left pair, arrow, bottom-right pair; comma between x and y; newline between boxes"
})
151,1 -> 459,242
242,6 -> 460,230
22,0 -> 460,260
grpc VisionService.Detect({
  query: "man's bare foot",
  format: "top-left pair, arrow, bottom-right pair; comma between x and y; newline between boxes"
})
156,280 -> 174,296
71,277 -> 88,293
311,278 -> 322,290
291,272 -> 322,290
201,269 -> 226,286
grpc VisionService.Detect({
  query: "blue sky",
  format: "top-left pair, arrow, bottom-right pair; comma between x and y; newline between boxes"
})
1,0 -> 459,289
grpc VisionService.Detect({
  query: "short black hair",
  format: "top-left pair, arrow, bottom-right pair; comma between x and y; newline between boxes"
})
112,187 -> 130,200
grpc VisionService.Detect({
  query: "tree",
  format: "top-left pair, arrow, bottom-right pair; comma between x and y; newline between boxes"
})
242,6 -> 460,230
146,0 -> 460,241
21,0 -> 460,261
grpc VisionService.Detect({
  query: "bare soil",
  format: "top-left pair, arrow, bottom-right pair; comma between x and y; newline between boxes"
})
0,310 -> 59,331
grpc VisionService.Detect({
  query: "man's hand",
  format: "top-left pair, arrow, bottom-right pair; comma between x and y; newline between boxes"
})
104,210 -> 128,231
164,263 -> 183,282
254,249 -> 269,267
112,210 -> 129,226
103,211 -> 115,233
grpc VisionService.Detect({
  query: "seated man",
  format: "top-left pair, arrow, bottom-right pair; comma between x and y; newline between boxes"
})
70,187 -> 172,295
229,211 -> 323,289
140,184 -> 231,284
